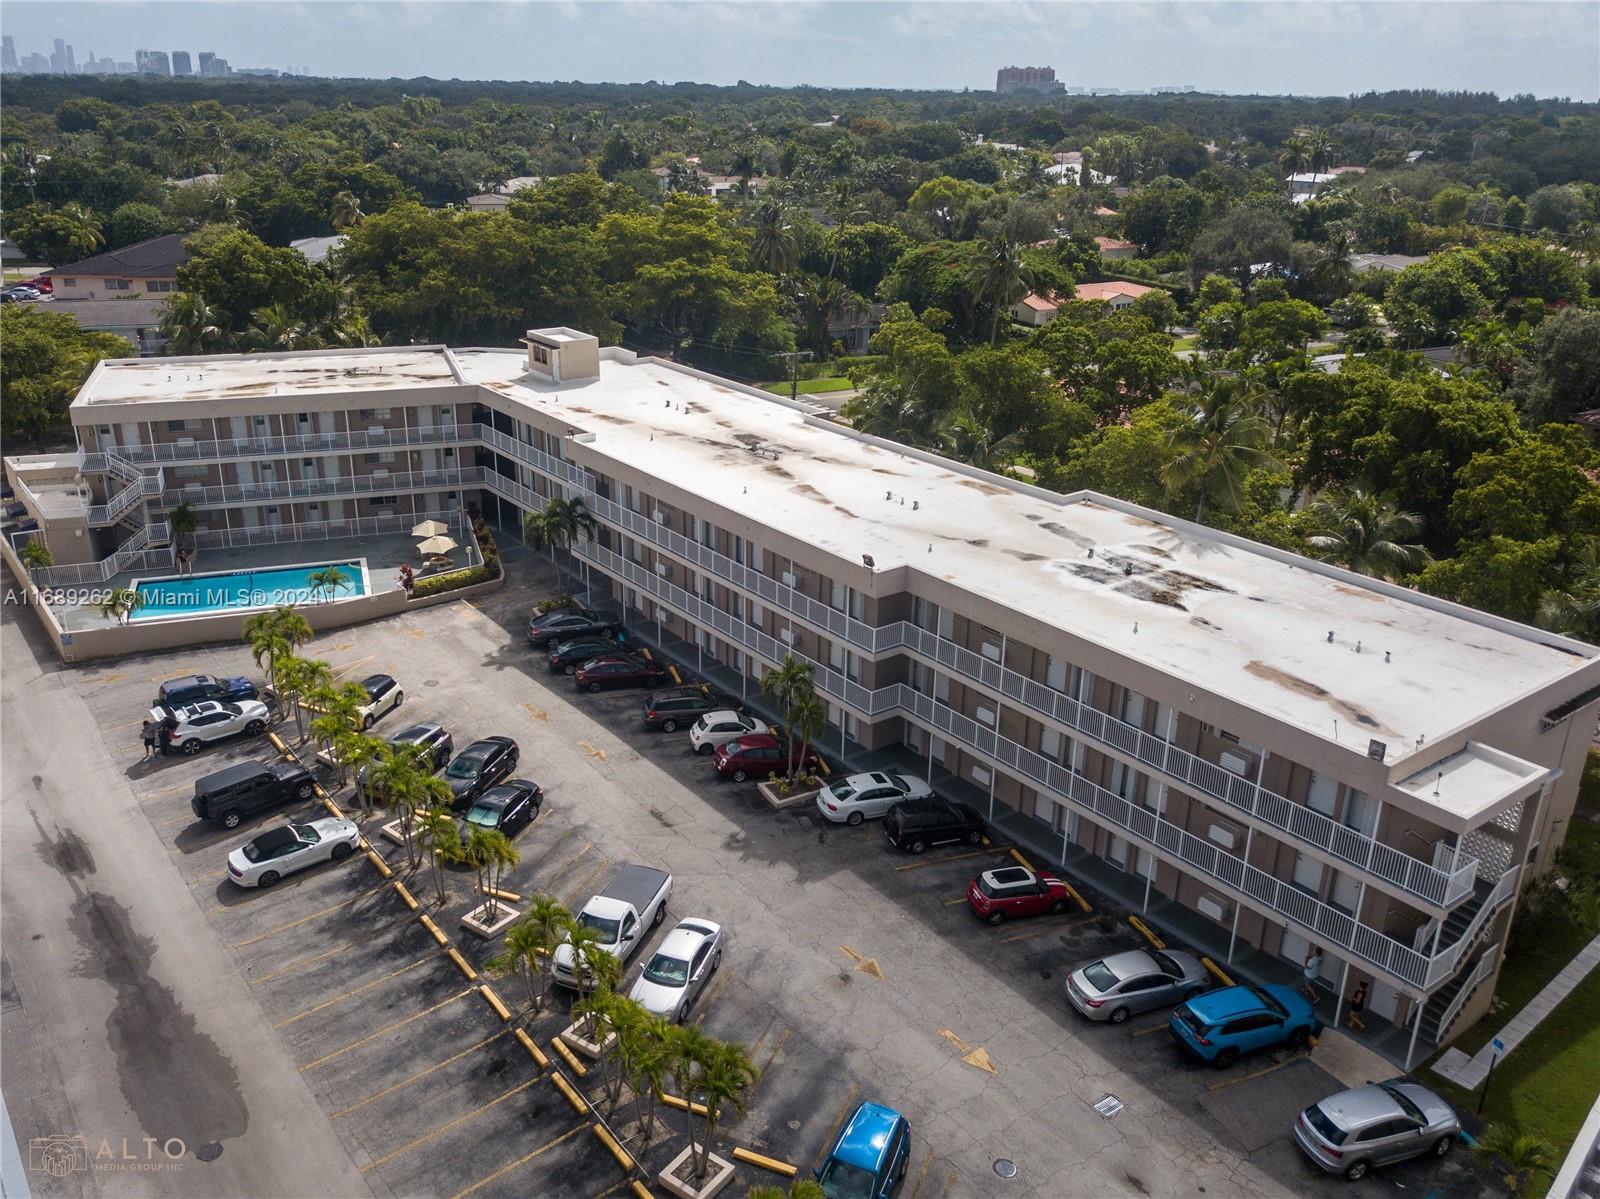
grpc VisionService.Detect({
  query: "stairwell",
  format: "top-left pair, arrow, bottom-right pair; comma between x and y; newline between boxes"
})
1419,878 -> 1496,1044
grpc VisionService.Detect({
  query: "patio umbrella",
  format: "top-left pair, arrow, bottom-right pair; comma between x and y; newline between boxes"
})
416,535 -> 458,557
411,519 -> 449,538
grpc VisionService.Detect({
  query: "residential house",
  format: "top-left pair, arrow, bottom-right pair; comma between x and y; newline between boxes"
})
464,176 -> 543,212
1095,236 -> 1137,261
1073,281 -> 1156,310
46,233 -> 189,302
52,298 -> 168,355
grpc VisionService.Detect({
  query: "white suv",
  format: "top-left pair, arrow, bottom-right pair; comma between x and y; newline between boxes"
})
155,700 -> 271,755
688,710 -> 766,755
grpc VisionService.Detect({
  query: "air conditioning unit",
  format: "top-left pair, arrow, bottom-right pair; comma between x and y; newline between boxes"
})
1196,895 -> 1230,922
781,571 -> 799,588
372,469 -> 391,479
976,706 -> 997,726
1207,823 -> 1239,850
779,628 -> 795,645
655,562 -> 670,577
1219,750 -> 1254,776
176,437 -> 196,449
980,642 -> 1002,662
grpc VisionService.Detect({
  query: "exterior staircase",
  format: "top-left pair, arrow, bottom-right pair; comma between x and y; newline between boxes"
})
1419,877 -> 1498,1044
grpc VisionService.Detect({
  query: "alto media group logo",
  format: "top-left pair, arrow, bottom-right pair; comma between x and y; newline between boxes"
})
29,1134 -> 189,1176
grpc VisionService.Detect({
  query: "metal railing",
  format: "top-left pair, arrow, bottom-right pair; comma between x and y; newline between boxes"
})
1434,943 -> 1499,1043
189,509 -> 479,564
28,521 -> 175,587
159,466 -> 481,508
92,423 -> 472,466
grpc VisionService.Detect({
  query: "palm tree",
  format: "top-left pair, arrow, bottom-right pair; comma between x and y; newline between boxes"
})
938,401 -> 1022,472
487,894 -> 571,1014
759,654 -> 818,783
416,805 -> 460,905
462,828 -> 519,921
1306,127 -> 1336,177
969,234 -> 1035,345
1538,536 -> 1600,641
1303,488 -> 1428,579
620,1008 -> 673,1146
243,607 -> 303,691
1308,231 -> 1356,301
822,174 -> 867,281
524,496 -> 597,594
365,744 -> 445,867
748,1183 -> 826,1199
682,1037 -> 756,1182
307,681 -> 368,782
786,690 -> 828,776
1278,137 -> 1310,197
247,302 -> 322,353
167,501 -> 198,552
163,119 -> 194,172
160,293 -> 224,355
337,732 -> 387,817
330,190 -> 365,230
274,655 -> 332,740
57,202 -> 105,255
1162,380 -> 1281,523
306,565 -> 352,604
99,587 -> 144,625
1471,1125 -> 1556,1198
747,199 -> 799,275
19,541 -> 52,570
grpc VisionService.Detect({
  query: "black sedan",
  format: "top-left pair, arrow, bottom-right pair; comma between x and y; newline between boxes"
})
575,653 -> 670,693
459,780 -> 544,842
444,736 -> 519,809
548,636 -> 622,675
528,606 -> 618,647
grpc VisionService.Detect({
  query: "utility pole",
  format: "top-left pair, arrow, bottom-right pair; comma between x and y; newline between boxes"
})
777,350 -> 813,404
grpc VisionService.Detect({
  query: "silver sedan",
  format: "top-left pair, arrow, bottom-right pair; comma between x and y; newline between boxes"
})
1066,948 -> 1210,1023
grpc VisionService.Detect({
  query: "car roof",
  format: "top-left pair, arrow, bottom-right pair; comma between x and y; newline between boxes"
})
392,722 -> 443,743
839,772 -> 893,789
1316,1084 -> 1406,1128
458,738 -> 505,758
362,673 -> 394,688
650,686 -> 710,701
250,826 -> 302,853
1094,950 -> 1161,980
202,761 -> 272,787
833,1102 -> 904,1170
981,865 -> 1037,887
583,652 -> 635,665
728,733 -> 779,750
161,674 -> 210,688
1188,984 -> 1270,1022
654,923 -> 716,961
699,709 -> 748,722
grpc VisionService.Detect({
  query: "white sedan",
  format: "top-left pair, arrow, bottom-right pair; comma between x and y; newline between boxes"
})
155,699 -> 271,755
688,710 -> 766,755
226,818 -> 361,888
816,772 -> 934,825
628,918 -> 724,1021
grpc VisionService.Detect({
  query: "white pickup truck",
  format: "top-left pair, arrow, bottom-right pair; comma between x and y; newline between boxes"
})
553,863 -> 673,986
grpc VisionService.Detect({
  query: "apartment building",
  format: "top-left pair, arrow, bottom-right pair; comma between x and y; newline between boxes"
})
27,330 -> 1600,1066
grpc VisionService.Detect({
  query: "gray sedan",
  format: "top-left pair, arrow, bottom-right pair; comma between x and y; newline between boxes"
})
1295,1080 -> 1460,1181
1065,948 -> 1210,1023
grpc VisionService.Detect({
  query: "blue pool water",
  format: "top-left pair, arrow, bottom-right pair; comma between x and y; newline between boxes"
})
131,561 -> 366,620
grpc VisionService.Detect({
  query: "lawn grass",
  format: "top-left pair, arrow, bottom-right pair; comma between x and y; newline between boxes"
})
1170,334 -> 1200,351
760,376 -> 855,396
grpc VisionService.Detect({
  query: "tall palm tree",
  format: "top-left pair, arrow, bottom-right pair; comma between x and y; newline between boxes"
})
1471,1125 -> 1556,1198
247,302 -> 322,353
167,501 -> 198,551
366,744 -> 445,866
330,190 -> 366,230
969,235 -> 1035,345
160,293 -> 224,355
1303,488 -> 1428,579
1278,137 -> 1310,196
462,828 -> 519,921
487,894 -> 571,1014
822,174 -> 867,281
1306,127 -> 1336,176
1162,380 -> 1281,522
1538,536 -> 1600,640
1308,231 -> 1356,301
273,655 -> 332,740
57,202 -> 106,255
163,119 -> 193,172
98,587 -> 144,625
243,605 -> 311,690
621,1008 -> 673,1147
684,1037 -> 756,1182
938,401 -> 1022,472
416,805 -> 460,905
524,496 -> 598,594
307,682 -> 369,786
747,198 -> 799,275
306,565 -> 352,604
759,654 -> 818,783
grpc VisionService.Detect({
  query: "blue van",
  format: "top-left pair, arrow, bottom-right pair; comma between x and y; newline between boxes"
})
815,1101 -> 911,1199
1170,982 -> 1320,1067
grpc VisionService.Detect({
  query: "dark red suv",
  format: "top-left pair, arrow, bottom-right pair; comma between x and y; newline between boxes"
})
965,865 -> 1073,925
712,733 -> 820,782
574,653 -> 670,693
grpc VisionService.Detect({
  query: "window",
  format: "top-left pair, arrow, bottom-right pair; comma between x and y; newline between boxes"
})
146,280 -> 174,293
1121,689 -> 1147,728
297,413 -> 311,424
829,580 -> 846,611
61,278 -> 77,287
104,278 -> 131,290
369,496 -> 398,507
530,343 -> 551,365
1307,772 -> 1339,817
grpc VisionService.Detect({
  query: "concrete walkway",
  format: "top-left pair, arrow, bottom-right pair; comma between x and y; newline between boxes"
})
1431,932 -> 1600,1088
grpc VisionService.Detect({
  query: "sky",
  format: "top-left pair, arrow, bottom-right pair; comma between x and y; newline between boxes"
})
5,1 -> 1598,100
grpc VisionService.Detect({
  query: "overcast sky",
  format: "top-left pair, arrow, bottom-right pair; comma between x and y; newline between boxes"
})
6,1 -> 1598,100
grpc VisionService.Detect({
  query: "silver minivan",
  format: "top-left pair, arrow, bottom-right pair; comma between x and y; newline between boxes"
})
1294,1080 -> 1460,1181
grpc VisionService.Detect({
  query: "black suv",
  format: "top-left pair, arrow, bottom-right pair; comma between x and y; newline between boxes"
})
642,686 -> 731,732
548,636 -> 621,675
444,736 -> 519,809
192,761 -> 316,829
527,606 -> 618,647
157,673 -> 258,708
884,797 -> 985,854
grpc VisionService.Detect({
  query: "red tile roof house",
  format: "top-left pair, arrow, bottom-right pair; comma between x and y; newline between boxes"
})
1011,291 -> 1065,327
1094,236 -> 1138,260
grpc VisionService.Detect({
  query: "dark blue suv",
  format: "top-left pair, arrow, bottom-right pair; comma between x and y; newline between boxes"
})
1170,983 -> 1320,1068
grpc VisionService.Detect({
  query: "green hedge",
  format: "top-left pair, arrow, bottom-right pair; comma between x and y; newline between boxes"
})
411,563 -> 495,598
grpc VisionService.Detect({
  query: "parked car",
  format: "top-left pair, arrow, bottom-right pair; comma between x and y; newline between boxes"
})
1066,949 -> 1210,1023
814,1101 -> 910,1199
458,780 -> 543,842
3,286 -> 41,302
883,797 -> 984,853
817,772 -> 934,826
965,865 -> 1074,925
1295,1080 -> 1460,1181
227,818 -> 360,888
386,722 -> 453,771
355,673 -> 404,728
712,733 -> 820,782
527,606 -> 618,646
154,699 -> 272,754
548,636 -> 621,674
627,917 -> 724,1021
1170,983 -> 1320,1068
643,687 -> 732,733
688,709 -> 765,753
553,864 -> 673,987
574,653 -> 669,693
443,736 -> 519,809
157,673 -> 259,708
192,760 -> 316,829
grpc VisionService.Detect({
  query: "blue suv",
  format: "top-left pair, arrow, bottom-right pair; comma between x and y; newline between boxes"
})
815,1101 -> 910,1198
1170,983 -> 1320,1068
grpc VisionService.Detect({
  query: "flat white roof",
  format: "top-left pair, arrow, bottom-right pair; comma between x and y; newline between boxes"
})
452,348 -> 1593,768
1393,743 -> 1548,825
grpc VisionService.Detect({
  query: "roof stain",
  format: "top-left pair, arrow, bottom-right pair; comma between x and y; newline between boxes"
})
1332,584 -> 1385,603
957,479 -> 1009,496
1006,549 -> 1047,562
1244,661 -> 1389,731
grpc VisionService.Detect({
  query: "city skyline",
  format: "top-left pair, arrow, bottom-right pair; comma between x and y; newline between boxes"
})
2,31 -> 307,77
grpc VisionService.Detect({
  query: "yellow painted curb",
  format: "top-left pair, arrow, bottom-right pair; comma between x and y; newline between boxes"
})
322,798 -> 344,819
479,985 -> 512,1022
550,1036 -> 588,1078
419,914 -> 449,946
476,885 -> 523,903
366,851 -> 393,878
447,947 -> 478,981
1062,880 -> 1092,913
515,1028 -> 550,1069
1009,847 -> 1035,872
551,1070 -> 589,1115
731,1147 -> 798,1177
592,1123 -> 636,1172
631,1182 -> 655,1199
267,731 -> 288,754
393,882 -> 420,911
1201,956 -> 1234,986
668,665 -> 683,685
660,1092 -> 710,1118
1128,916 -> 1166,949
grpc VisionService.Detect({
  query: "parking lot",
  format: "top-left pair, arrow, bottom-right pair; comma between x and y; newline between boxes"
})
1,556 -> 1507,1198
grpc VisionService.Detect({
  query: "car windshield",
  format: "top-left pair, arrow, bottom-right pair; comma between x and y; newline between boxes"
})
1151,951 -> 1182,977
1249,985 -> 1288,1018
1305,1104 -> 1348,1145
642,953 -> 691,988
577,913 -> 622,942
817,1158 -> 877,1199
446,755 -> 485,779
221,702 -> 241,715
1379,1084 -> 1425,1123
465,805 -> 499,826
294,825 -> 320,843
1081,961 -> 1120,991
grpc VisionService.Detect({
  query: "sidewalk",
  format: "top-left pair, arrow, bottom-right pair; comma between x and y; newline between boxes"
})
1431,932 -> 1600,1089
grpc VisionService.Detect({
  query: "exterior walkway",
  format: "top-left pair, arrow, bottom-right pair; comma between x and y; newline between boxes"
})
1431,932 -> 1600,1089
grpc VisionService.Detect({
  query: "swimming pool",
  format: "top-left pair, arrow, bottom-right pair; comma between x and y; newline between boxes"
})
130,560 -> 369,620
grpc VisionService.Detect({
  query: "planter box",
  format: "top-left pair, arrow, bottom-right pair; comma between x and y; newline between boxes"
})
559,1018 -> 617,1061
460,901 -> 522,940
756,781 -> 824,811
659,1147 -> 736,1199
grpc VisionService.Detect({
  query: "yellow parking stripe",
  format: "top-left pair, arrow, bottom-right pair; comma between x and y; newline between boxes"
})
894,847 -> 1008,872
447,1124 -> 586,1199
813,1084 -> 862,1170
273,953 -> 438,1028
361,1077 -> 541,1172
330,1029 -> 513,1119
250,912 -> 416,984
300,988 -> 473,1072
229,882 -> 390,947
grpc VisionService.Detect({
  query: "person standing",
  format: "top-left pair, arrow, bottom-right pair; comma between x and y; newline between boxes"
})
1300,948 -> 1323,1001
140,718 -> 159,760
1346,981 -> 1368,1030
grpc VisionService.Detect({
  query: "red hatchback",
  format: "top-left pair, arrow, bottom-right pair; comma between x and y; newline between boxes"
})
966,865 -> 1074,925
712,733 -> 820,782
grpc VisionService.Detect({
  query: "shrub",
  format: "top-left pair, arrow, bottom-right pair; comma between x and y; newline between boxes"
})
411,564 -> 494,598
533,594 -> 574,614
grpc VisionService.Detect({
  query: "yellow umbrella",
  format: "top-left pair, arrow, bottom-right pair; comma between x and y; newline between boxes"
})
416,535 -> 458,557
411,519 -> 449,538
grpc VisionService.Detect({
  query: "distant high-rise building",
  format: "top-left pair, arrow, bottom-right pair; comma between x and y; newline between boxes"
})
20,51 -> 49,74
1,35 -> 17,72
136,49 -> 171,76
171,50 -> 192,76
197,51 -> 215,74
996,65 -> 1064,95
50,38 -> 72,74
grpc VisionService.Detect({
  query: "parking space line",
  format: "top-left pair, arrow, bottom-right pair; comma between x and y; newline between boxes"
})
447,1123 -> 587,1199
272,953 -> 439,1028
360,1076 -> 541,1173
250,912 -> 415,984
752,1026 -> 793,1092
936,1169 -> 958,1199
746,1013 -> 778,1057
563,858 -> 613,906
942,896 -> 968,905
230,882 -> 391,947
330,1029 -> 514,1119
1131,1020 -> 1171,1037
331,655 -> 375,679
542,842 -> 594,891
693,969 -> 735,1025
1205,1053 -> 1310,1092
907,1153 -> 934,1199
812,1084 -> 861,1171
997,914 -> 1100,944
300,988 -> 473,1071
581,1180 -> 629,1199
893,847 -> 1008,872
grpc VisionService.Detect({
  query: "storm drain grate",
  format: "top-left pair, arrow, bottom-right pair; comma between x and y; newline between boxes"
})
993,1159 -> 1018,1179
1093,1094 -> 1125,1118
